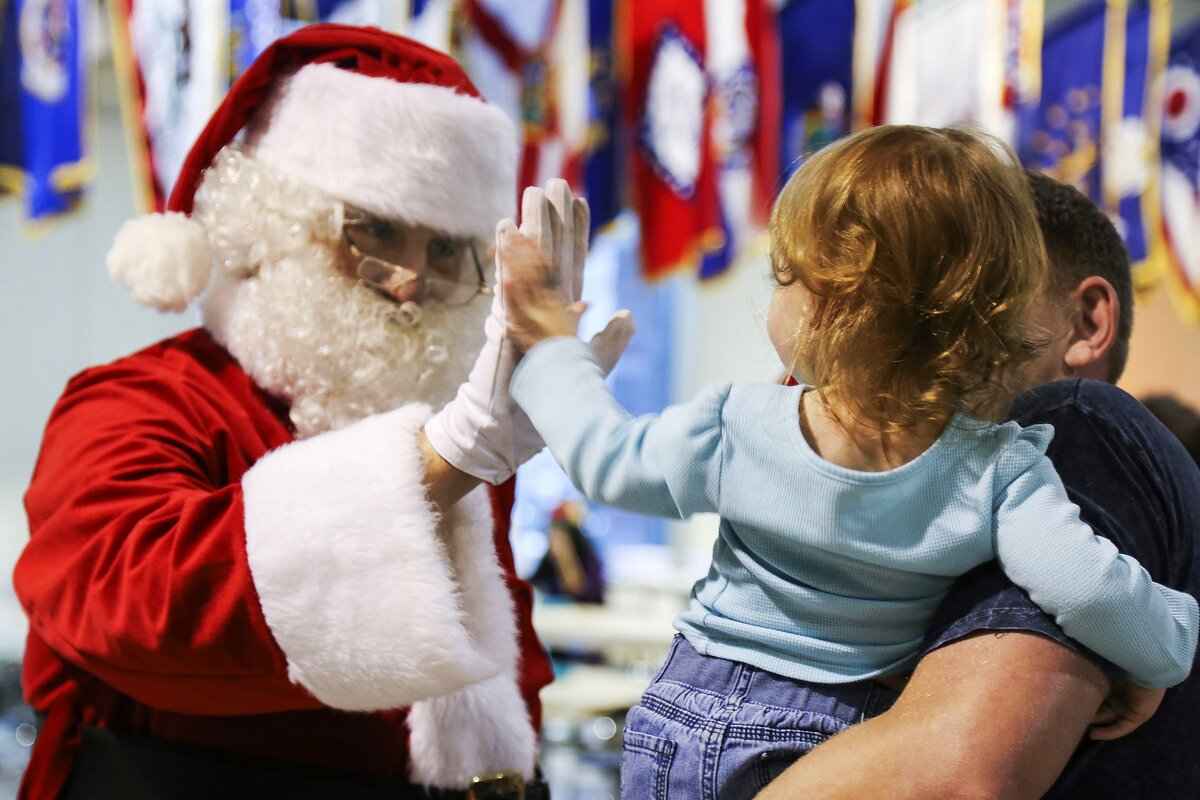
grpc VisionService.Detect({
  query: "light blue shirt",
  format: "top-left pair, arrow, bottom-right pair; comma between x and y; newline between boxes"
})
511,337 -> 1199,687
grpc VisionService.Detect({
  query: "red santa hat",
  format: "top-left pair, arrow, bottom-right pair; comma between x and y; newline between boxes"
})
108,24 -> 518,312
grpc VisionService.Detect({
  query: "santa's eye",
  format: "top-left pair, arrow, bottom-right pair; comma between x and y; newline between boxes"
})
428,237 -> 460,262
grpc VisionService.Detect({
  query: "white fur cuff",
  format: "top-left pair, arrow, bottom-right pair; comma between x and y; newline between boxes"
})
408,670 -> 537,788
242,403 -> 501,710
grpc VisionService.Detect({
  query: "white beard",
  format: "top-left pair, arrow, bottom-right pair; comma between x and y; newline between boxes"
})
201,248 -> 488,438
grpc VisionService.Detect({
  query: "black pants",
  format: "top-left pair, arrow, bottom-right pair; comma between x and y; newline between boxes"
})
61,726 -> 547,800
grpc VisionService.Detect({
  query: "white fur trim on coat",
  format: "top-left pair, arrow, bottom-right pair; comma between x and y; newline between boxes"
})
244,63 -> 518,241
242,402 -> 505,710
408,487 -> 536,787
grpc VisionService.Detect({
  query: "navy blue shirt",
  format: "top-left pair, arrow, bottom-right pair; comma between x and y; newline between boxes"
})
923,379 -> 1200,799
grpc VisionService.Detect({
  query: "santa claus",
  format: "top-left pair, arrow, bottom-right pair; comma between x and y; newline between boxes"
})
14,24 -> 631,800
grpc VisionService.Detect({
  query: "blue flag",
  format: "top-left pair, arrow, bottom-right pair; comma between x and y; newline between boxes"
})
583,0 -> 621,235
1016,0 -> 1106,201
0,2 -> 25,195
1108,0 -> 1169,277
3,0 -> 91,222
778,0 -> 855,179
1115,1 -> 1152,265
230,0 -> 282,80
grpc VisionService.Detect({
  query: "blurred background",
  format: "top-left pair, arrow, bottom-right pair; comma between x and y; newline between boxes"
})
3,0 -> 1200,797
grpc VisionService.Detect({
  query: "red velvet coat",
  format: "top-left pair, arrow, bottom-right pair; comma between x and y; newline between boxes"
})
14,329 -> 553,798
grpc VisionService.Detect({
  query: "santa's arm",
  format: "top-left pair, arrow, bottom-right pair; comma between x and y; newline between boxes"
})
419,427 -> 484,509
16,370 -> 513,715
243,402 -> 517,711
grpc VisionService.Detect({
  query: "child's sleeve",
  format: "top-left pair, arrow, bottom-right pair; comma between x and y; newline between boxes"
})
993,426 -> 1199,688
510,336 -> 726,519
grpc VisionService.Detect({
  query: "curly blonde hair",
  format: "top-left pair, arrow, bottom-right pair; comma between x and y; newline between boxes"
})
770,125 -> 1048,435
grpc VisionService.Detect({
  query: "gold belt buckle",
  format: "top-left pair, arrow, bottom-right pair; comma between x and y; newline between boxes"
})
467,772 -> 525,800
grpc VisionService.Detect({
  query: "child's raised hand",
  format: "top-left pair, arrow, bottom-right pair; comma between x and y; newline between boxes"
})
1087,679 -> 1165,740
499,220 -> 587,352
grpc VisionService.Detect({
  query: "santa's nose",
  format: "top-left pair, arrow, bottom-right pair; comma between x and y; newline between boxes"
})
357,258 -> 427,304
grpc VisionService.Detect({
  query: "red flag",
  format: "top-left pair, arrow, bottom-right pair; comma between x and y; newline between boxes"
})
625,0 -> 721,278
460,0 -> 590,196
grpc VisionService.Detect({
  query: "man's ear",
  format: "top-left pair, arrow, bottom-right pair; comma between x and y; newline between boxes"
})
1063,276 -> 1119,378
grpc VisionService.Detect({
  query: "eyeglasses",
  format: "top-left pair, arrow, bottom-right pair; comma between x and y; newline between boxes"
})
338,203 -> 493,306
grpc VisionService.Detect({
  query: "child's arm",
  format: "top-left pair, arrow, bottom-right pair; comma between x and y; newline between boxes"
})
993,430 -> 1199,689
502,228 -> 725,518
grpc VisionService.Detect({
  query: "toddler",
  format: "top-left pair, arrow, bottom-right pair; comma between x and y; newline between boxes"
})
502,127 -> 1198,799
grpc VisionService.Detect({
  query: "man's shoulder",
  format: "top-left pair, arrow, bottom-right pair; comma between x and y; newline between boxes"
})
1011,379 -> 1199,493
64,328 -> 242,396
1011,378 -> 1143,428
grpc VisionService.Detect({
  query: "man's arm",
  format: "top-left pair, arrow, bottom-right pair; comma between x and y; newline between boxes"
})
758,631 -> 1108,800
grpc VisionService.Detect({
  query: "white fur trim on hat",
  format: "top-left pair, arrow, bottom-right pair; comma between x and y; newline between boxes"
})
106,212 -> 213,313
242,401 -> 511,710
245,63 -> 518,240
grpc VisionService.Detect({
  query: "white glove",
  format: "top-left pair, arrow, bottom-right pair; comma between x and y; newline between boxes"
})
425,180 -> 635,485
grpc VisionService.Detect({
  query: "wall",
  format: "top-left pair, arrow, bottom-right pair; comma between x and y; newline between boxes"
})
1122,282 -> 1200,405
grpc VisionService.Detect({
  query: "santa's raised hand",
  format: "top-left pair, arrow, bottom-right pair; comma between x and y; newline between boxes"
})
425,180 -> 634,485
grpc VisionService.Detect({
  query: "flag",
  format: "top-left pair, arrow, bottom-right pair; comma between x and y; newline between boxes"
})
279,0 -> 404,32
582,0 -> 621,234
1,1 -> 27,199
108,1 -> 229,211
698,0 -> 779,280
1,0 -> 93,223
626,0 -> 721,278
230,0 -> 282,79
1160,21 -> 1200,325
1000,0 -> 1044,144
405,0 -> 456,52
1016,1 -> 1106,202
876,0 -> 1039,143
1017,0 -> 1166,285
458,0 -> 590,197
1101,0 -> 1169,284
778,0 -> 856,179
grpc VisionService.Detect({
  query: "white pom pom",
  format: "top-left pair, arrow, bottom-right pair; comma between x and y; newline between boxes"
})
106,212 -> 213,313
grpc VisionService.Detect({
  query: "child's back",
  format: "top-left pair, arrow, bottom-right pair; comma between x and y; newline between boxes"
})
500,125 -> 1198,799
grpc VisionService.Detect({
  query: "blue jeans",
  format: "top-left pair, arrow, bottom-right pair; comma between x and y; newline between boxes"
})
621,636 -> 900,800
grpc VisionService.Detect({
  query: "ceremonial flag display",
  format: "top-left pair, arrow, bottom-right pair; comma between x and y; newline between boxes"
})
82,0 -> 1200,319
876,0 -> 1040,143
108,0 -> 229,211
459,0 -> 590,196
778,0 -> 855,177
230,0 -> 282,77
582,0 -> 621,234
1102,0 -> 1169,283
1015,0 -> 1167,284
0,2 -> 22,196
279,0 -> 404,33
1016,2 -> 1106,204
626,0 -> 721,278
700,0 -> 779,279
1161,21 -> 1200,325
0,0 -> 93,223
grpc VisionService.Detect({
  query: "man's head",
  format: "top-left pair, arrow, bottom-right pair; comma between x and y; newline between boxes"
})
107,26 -> 518,436
1023,170 -> 1134,386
